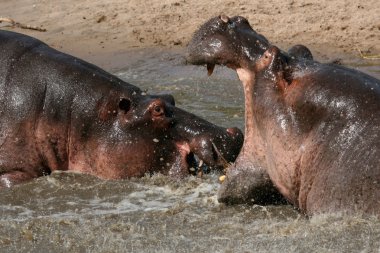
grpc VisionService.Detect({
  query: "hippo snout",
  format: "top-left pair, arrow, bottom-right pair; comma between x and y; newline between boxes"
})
165,102 -> 243,176
226,127 -> 242,138
188,127 -> 243,171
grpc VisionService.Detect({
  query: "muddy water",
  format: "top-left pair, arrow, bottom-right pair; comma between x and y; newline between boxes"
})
1,49 -> 380,253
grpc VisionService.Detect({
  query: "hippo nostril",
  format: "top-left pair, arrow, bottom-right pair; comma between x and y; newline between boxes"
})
226,127 -> 236,135
226,127 -> 242,137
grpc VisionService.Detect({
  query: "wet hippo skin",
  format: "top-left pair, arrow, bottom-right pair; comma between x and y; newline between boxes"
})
0,30 -> 243,188
187,15 -> 380,216
287,44 -> 313,60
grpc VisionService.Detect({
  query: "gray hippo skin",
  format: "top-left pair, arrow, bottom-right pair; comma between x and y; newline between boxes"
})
287,44 -> 313,60
0,30 -> 243,188
187,15 -> 380,216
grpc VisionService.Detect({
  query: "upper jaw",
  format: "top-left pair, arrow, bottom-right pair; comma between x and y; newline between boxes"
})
186,52 -> 243,76
186,18 -> 270,72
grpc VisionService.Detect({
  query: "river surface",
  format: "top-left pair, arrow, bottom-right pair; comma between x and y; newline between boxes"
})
0,49 -> 380,253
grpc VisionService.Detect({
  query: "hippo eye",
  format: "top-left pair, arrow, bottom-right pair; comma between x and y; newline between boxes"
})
119,98 -> 131,113
154,106 -> 162,113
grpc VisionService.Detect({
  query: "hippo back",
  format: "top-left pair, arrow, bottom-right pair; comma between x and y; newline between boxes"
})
0,30 -> 139,174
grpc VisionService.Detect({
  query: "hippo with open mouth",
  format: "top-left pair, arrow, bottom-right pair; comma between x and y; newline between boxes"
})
0,30 -> 243,188
187,15 -> 380,216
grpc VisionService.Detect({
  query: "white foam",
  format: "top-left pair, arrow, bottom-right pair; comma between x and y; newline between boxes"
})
0,177 -> 221,222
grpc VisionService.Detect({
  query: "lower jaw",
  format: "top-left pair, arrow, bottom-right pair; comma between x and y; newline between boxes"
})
168,150 -> 214,178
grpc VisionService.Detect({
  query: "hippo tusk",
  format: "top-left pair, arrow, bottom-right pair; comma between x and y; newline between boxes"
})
197,159 -> 204,177
207,63 -> 215,76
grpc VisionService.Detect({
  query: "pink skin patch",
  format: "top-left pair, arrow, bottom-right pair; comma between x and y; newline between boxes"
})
168,141 -> 192,178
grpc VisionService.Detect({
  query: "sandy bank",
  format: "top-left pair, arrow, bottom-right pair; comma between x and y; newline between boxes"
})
1,0 -> 379,69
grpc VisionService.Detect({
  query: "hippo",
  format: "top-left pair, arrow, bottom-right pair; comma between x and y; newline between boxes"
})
187,15 -> 380,216
287,44 -> 313,60
288,45 -> 344,65
0,30 -> 243,188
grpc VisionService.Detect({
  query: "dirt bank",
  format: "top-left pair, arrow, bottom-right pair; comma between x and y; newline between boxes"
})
1,0 -> 379,68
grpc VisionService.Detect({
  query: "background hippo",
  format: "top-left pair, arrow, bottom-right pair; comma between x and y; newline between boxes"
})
0,30 -> 243,188
187,15 -> 380,216
287,44 -> 313,60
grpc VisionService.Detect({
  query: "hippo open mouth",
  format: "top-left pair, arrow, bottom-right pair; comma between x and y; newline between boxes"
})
174,138 -> 234,177
187,15 -> 380,218
169,105 -> 243,177
186,15 -> 286,204
186,15 -> 270,75
174,141 -> 209,176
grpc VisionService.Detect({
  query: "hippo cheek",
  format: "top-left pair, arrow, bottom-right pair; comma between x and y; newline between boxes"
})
91,141 -> 154,178
116,139 -> 201,179
120,138 -> 194,179
112,98 -> 198,178
166,141 -> 193,178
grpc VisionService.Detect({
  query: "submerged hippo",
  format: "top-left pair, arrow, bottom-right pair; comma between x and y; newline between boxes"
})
187,15 -> 380,216
287,44 -> 313,61
0,30 -> 243,188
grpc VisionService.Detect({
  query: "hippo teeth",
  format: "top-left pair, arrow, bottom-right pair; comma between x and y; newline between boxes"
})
190,155 -> 210,175
207,63 -> 215,76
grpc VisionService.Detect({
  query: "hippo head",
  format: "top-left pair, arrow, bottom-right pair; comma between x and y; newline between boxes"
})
186,16 -> 290,204
186,15 -> 269,74
0,30 -> 242,188
69,80 -> 243,179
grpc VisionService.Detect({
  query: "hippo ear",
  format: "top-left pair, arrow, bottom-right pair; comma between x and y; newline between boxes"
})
256,46 -> 290,91
98,96 -> 131,121
220,14 -> 230,23
119,98 -> 131,113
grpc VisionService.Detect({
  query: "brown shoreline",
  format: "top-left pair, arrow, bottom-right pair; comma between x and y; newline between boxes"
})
1,0 -> 379,69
